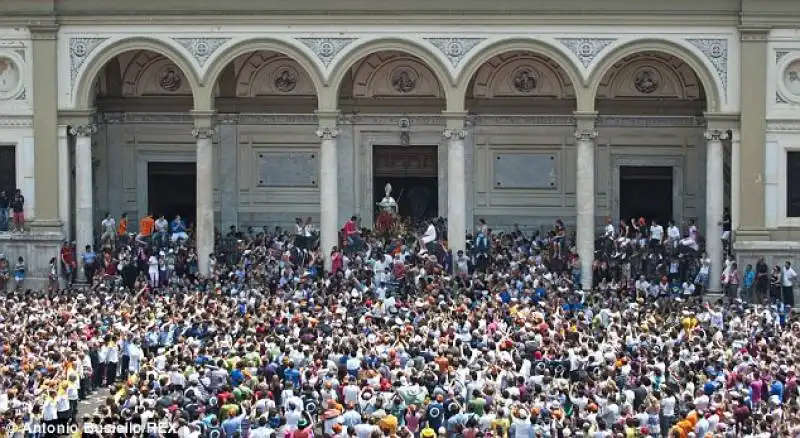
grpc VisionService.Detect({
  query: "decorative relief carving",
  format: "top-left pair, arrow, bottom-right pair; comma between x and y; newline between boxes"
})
352,53 -> 440,98
391,68 -> 417,93
0,56 -> 22,100
633,68 -> 660,94
766,120 -> 800,133
574,130 -> 598,141
442,128 -> 468,140
685,38 -> 728,95
69,37 -> 108,89
776,51 -> 791,64
425,38 -> 484,67
297,38 -> 357,67
70,124 -> 97,137
158,66 -> 183,92
0,117 -> 32,128
472,53 -> 573,98
315,127 -> 339,140
273,68 -> 298,92
557,38 -> 616,68
173,38 -> 229,67
783,60 -> 800,99
703,129 -> 729,141
191,128 -> 215,139
512,69 -> 537,93
776,92 -> 789,104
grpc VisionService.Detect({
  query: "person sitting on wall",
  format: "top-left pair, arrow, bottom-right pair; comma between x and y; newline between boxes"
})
136,213 -> 155,243
418,219 -> 438,255
153,215 -> 169,246
343,216 -> 361,252
171,215 -> 189,243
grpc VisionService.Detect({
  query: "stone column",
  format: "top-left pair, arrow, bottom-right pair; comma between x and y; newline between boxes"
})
57,125 -> 71,239
316,114 -> 339,269
705,129 -> 728,294
217,114 -> 239,230
738,28 -> 769,239
575,128 -> 597,291
443,125 -> 467,254
193,127 -> 215,277
730,129 -> 741,234
29,24 -> 61,231
71,124 -> 96,250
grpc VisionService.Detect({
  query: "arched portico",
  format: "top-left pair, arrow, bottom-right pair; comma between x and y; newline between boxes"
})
587,38 -> 723,113
454,38 -> 588,110
72,37 -> 201,110
326,37 -> 455,111
199,38 -> 326,111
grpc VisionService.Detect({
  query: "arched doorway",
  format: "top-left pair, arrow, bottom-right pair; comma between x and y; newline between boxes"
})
208,49 -> 320,231
89,48 -> 198,229
592,50 -> 710,229
334,49 -> 448,228
461,49 -> 580,235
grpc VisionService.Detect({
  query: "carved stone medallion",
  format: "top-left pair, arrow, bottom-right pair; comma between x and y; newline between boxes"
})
513,69 -> 537,93
159,66 -> 182,92
784,60 -> 800,98
633,68 -> 659,94
0,57 -> 22,99
274,68 -> 298,92
391,69 -> 417,93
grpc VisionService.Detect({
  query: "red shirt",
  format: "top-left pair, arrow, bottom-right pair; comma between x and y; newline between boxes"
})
343,220 -> 357,236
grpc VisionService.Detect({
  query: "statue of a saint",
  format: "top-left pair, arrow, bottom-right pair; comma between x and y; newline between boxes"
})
376,183 -> 398,213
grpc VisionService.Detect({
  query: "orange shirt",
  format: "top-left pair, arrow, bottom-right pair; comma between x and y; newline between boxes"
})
139,216 -> 154,237
117,218 -> 128,236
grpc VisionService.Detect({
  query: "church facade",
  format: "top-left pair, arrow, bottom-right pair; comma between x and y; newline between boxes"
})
0,0 -> 799,294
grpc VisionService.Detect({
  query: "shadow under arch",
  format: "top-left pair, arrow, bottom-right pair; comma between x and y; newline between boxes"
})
73,36 -> 201,110
325,37 -> 454,110
200,38 -> 326,109
587,38 -> 723,113
456,37 -> 586,98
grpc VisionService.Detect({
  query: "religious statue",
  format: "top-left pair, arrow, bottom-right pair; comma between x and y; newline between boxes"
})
159,68 -> 182,92
377,183 -> 398,213
375,183 -> 399,234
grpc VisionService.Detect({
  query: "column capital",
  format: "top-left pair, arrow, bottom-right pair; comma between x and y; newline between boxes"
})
574,130 -> 598,141
703,129 -> 729,141
69,124 -> 97,137
316,127 -> 339,140
192,128 -> 216,139
738,27 -> 770,42
442,128 -> 468,140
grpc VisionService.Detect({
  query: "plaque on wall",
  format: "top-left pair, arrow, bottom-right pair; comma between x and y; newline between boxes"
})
257,151 -> 318,187
493,153 -> 557,189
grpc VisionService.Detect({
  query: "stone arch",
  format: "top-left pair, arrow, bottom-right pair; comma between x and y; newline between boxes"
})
235,52 -> 317,97
201,38 -> 324,107
327,37 -> 453,110
456,38 -> 586,108
588,38 -> 722,112
73,36 -> 200,109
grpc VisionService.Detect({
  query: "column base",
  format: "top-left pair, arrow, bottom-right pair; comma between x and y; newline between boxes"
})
734,227 -> 770,241
0,229 -> 63,290
703,292 -> 725,305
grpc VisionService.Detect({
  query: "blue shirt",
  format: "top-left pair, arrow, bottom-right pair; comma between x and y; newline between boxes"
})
172,219 -> 186,233
82,252 -> 96,264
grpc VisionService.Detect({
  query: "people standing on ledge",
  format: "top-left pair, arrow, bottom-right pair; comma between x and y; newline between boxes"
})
10,188 -> 24,233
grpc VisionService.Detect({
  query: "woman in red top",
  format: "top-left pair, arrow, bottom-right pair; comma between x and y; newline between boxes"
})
330,247 -> 343,273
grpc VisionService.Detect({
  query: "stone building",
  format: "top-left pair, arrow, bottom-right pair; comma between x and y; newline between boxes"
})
0,0 -> 798,296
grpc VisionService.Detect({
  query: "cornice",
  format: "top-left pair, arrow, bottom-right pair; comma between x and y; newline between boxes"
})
0,116 -> 33,128
50,13 -> 740,27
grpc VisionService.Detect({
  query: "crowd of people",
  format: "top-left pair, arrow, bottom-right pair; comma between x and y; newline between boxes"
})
0,212 -> 798,438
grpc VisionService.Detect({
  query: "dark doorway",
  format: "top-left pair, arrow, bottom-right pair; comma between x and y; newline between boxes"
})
0,146 -> 15,196
373,146 -> 438,220
619,166 -> 673,225
148,162 -> 196,225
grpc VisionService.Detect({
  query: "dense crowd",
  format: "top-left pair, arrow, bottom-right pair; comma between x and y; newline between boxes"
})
0,214 -> 798,438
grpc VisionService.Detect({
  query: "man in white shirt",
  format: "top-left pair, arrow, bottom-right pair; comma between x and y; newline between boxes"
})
667,220 -> 681,245
419,220 -> 437,255
100,213 -> 116,247
649,220 -> 664,250
782,261 -> 797,307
